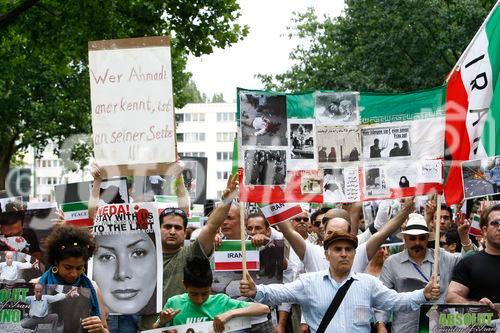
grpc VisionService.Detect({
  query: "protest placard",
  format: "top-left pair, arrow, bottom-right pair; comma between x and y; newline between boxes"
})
317,126 -> 361,166
462,156 -> 500,199
88,202 -> 162,315
89,36 -> 176,176
418,304 -> 500,333
0,283 -> 91,333
287,120 -> 317,171
323,167 -> 361,203
214,241 -> 259,271
142,317 -> 252,333
0,197 -> 22,214
258,203 -> 303,225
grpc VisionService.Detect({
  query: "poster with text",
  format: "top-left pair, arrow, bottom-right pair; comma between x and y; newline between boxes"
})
317,126 -> 361,166
89,36 -> 176,175
361,125 -> 412,160
323,167 -> 360,203
88,202 -> 162,315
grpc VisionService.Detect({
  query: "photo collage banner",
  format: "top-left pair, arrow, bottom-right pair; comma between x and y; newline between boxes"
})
236,87 -> 446,203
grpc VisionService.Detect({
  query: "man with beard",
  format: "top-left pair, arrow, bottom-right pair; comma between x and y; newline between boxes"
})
446,204 -> 500,308
374,213 -> 475,333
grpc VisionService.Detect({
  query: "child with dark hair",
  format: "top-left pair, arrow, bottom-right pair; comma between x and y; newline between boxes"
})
153,256 -> 269,332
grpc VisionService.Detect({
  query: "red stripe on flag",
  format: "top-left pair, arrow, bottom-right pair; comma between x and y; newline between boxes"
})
468,228 -> 482,237
444,69 -> 470,204
67,218 -> 92,227
266,205 -> 303,225
214,261 -> 259,271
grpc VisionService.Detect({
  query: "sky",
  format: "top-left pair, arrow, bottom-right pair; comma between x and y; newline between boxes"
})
186,0 -> 345,102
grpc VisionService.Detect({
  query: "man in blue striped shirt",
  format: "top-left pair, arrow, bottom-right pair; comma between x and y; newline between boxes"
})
240,231 -> 440,333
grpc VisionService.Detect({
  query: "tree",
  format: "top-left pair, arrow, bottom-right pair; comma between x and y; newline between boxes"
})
211,92 -> 225,103
183,79 -> 206,103
0,0 -> 248,189
258,0 -> 495,92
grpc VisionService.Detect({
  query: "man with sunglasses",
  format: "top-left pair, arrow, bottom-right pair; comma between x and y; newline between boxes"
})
374,212 -> 474,333
446,204 -> 500,308
310,207 -> 329,246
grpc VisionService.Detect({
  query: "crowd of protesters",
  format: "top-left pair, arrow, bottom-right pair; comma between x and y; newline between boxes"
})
0,162 -> 499,333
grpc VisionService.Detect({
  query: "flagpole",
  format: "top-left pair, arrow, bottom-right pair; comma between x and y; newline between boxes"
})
240,201 -> 248,279
445,0 -> 500,83
433,195 -> 442,279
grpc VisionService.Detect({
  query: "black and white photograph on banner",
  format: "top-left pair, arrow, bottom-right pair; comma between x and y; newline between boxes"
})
0,197 -> 22,213
0,283 -> 91,333
287,120 -> 317,170
385,162 -> 417,189
323,167 -> 360,203
0,251 -> 41,284
88,202 -> 162,315
416,159 -> 443,184
363,164 -> 389,198
240,93 -> 288,147
316,126 -> 361,164
92,177 -> 129,206
315,92 -> 359,125
244,149 -> 286,186
301,170 -> 323,194
212,240 -> 285,299
462,155 -> 500,199
361,126 -> 412,160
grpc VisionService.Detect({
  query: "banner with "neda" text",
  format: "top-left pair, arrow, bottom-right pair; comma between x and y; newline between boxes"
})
89,36 -> 176,176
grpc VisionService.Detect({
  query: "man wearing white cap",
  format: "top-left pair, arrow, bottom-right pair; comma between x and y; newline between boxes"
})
374,213 -> 474,333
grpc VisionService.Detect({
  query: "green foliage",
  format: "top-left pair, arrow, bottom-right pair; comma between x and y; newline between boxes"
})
183,79 -> 206,103
258,0 -> 494,92
211,92 -> 225,103
0,0 -> 248,186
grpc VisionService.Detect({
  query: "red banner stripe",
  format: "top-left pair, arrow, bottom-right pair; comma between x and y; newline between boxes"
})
214,261 -> 259,271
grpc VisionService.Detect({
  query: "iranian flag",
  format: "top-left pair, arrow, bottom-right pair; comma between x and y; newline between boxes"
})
469,214 -> 483,237
258,203 -> 303,225
61,201 -> 91,226
214,241 -> 259,271
444,2 -> 500,204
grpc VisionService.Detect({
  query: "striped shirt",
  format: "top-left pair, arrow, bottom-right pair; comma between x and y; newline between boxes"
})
255,270 -> 426,333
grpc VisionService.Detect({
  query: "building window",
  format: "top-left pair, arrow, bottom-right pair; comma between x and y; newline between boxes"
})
216,152 -> 233,160
179,152 -> 206,158
217,171 -> 229,180
183,113 -> 205,122
176,133 -> 183,142
217,112 -> 235,122
183,133 -> 206,142
216,132 -> 235,142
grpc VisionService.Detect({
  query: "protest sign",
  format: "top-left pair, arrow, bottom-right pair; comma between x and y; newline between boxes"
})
212,239 -> 284,299
287,119 -> 317,171
258,203 -> 303,225
142,317 -> 252,333
214,241 -> 259,271
317,126 -> 361,165
88,202 -> 162,315
418,304 -> 500,333
89,36 -> 176,176
0,251 -> 40,284
0,283 -> 91,333
0,197 -> 22,214
462,156 -> 500,199
323,167 -> 361,203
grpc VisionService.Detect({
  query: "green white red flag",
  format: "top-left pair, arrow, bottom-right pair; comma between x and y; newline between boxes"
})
444,2 -> 500,204
61,201 -> 91,226
214,241 -> 259,271
258,203 -> 303,225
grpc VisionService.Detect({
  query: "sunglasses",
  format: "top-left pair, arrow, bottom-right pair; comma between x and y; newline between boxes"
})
407,235 -> 428,241
293,217 -> 309,223
160,207 -> 187,218
488,220 -> 500,228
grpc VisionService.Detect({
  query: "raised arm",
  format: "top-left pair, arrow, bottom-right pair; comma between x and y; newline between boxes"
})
365,197 -> 415,260
277,220 -> 306,260
197,174 -> 238,255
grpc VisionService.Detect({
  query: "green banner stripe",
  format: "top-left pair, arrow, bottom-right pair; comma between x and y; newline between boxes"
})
217,240 -> 257,252
61,201 -> 88,212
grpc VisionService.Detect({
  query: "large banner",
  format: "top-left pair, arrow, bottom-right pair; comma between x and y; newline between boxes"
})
89,36 -> 176,176
142,317 -> 252,333
237,88 -> 445,203
88,202 -> 162,315
418,304 -> 500,333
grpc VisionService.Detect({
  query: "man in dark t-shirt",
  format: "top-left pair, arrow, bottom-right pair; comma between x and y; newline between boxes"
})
446,204 -> 500,306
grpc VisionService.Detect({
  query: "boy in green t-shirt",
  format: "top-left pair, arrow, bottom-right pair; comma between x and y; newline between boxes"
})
153,256 -> 269,332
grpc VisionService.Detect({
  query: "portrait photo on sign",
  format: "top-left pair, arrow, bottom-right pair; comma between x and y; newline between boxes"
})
315,92 -> 359,126
287,120 -> 317,171
317,126 -> 361,165
301,170 -> 323,195
323,167 -> 360,203
0,283 -> 91,333
89,177 -> 129,206
88,203 -> 162,315
462,156 -> 500,199
240,93 -> 287,147
363,164 -> 389,198
385,162 -> 417,189
0,251 -> 41,284
361,126 -> 412,160
243,149 -> 286,186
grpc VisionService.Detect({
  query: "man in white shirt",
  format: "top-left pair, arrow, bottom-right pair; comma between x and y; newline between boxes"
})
22,284 -> 78,332
0,252 -> 38,282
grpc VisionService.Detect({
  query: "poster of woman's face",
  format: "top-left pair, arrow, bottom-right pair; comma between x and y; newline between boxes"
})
239,93 -> 288,147
315,92 -> 360,126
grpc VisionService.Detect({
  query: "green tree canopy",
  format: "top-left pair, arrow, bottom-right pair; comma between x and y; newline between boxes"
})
258,0 -> 495,92
211,92 -> 225,103
0,0 -> 248,189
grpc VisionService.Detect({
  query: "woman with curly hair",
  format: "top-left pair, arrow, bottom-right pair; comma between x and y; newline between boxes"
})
39,224 -> 109,333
